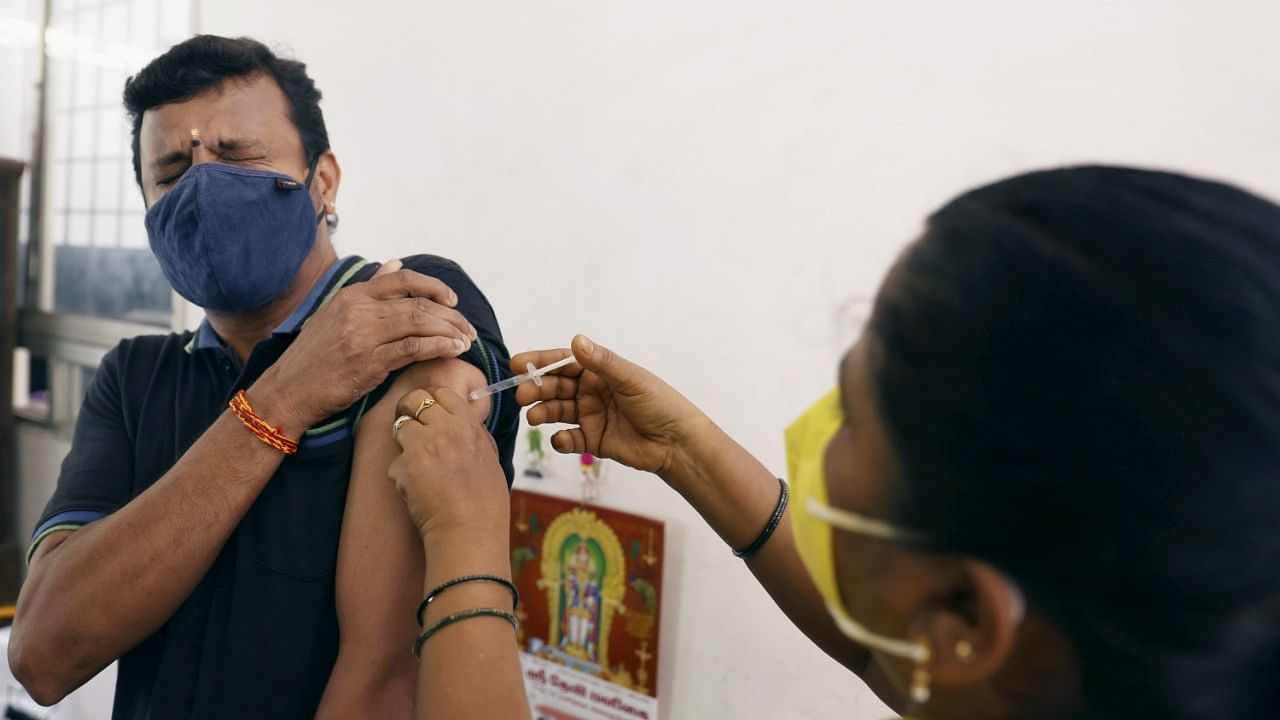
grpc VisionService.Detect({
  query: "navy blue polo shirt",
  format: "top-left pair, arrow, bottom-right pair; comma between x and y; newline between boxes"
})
29,255 -> 518,720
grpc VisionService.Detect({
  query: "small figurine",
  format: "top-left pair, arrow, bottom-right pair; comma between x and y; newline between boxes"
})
580,452 -> 603,501
524,427 -> 548,478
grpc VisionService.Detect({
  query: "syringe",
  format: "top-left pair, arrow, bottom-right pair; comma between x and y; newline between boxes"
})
468,355 -> 579,401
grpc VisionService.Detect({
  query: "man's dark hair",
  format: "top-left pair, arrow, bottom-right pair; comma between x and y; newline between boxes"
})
123,35 -> 330,187
869,166 -> 1280,718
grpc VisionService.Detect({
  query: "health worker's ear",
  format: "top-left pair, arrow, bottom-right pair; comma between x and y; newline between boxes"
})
910,559 -> 1024,685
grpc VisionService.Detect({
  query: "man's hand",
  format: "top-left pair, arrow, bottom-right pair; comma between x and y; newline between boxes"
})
252,260 -> 478,433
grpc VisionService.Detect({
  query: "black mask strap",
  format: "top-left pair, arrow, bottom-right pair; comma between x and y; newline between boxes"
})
303,156 -> 320,187
303,156 -> 325,225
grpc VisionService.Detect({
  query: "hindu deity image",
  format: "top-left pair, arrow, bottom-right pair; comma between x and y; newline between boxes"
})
560,541 -> 603,661
511,489 -> 664,714
536,508 -> 626,674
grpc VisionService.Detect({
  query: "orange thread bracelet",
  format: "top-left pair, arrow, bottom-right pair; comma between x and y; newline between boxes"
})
229,390 -> 299,455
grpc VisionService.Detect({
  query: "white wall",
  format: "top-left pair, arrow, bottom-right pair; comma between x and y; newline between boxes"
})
15,1 -> 1280,718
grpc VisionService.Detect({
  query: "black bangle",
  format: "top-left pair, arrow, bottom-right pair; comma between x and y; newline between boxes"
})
733,477 -> 789,559
417,574 -> 520,626
412,608 -> 519,659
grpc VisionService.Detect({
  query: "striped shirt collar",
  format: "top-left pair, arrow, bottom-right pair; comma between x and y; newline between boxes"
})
186,256 -> 369,354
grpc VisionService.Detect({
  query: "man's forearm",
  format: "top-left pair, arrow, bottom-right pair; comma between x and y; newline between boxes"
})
9,390 -> 301,704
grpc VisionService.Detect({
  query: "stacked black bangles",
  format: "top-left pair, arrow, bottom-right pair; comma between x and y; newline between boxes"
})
412,477 -> 787,659
413,574 -> 521,659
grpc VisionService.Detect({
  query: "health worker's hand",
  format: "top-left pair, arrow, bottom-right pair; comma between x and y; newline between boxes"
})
512,335 -> 710,481
252,259 -> 477,433
388,387 -> 509,543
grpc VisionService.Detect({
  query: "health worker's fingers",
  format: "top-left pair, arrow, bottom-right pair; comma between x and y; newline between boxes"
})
510,348 -> 580,378
427,387 -> 469,416
551,428 -> 587,454
396,388 -> 439,429
568,335 -> 642,388
513,375 -> 578,407
393,415 -> 429,448
367,268 -> 458,307
526,399 -> 579,426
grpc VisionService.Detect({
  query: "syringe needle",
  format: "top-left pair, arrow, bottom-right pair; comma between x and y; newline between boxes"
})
467,355 -> 579,401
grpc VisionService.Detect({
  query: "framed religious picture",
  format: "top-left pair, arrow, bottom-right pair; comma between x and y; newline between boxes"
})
509,489 -> 665,720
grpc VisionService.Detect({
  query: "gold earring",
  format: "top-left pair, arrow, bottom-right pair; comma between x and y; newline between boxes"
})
910,638 -> 933,705
955,639 -> 974,661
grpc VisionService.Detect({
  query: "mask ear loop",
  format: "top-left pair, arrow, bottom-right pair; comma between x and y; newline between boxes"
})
303,155 -> 319,188
826,598 -> 930,663
302,156 -> 329,226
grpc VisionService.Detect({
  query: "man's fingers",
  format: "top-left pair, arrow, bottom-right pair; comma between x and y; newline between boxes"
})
510,348 -> 580,378
374,335 -> 468,374
367,268 -> 458,307
378,296 -> 475,342
513,375 -> 578,406
551,429 -> 587,454
377,310 -> 473,350
373,258 -> 404,277
527,399 -> 578,426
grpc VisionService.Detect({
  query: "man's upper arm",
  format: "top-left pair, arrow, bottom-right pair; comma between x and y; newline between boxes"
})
364,255 -> 519,480
383,358 -> 490,425
27,343 -> 135,566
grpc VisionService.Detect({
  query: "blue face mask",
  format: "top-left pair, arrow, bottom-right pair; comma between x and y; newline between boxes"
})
144,162 -> 322,313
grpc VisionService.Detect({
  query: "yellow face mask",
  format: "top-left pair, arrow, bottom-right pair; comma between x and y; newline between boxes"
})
786,388 -> 930,663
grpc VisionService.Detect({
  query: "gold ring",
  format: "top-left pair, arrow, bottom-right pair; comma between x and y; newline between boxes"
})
392,414 -> 414,440
413,398 -> 437,421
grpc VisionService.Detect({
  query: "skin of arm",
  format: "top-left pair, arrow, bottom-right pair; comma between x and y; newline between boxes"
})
316,359 -> 492,719
668,417 -> 901,709
387,386 -> 531,720
414,525 -> 531,720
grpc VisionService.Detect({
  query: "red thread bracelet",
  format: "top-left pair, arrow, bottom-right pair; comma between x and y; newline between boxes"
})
229,390 -> 299,455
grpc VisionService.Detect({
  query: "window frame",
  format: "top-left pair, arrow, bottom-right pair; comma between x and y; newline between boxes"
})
13,0 -> 190,431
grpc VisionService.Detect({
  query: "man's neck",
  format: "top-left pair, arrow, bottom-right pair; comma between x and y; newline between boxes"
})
206,243 -> 339,363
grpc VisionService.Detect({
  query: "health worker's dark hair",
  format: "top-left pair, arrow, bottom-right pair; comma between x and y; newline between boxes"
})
123,35 -> 329,187
869,166 -> 1280,719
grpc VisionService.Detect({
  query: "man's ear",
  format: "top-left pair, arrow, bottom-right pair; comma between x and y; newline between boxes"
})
312,149 -> 342,213
912,559 -> 1024,685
